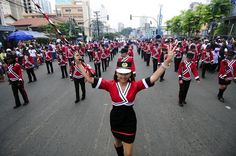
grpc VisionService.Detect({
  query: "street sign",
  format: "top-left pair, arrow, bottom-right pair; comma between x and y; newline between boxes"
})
0,25 -> 16,32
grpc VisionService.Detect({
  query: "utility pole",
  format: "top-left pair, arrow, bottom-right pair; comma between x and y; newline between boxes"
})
94,11 -> 100,39
157,5 -> 163,36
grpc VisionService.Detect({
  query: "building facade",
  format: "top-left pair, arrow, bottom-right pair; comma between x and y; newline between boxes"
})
55,0 -> 91,39
118,22 -> 124,32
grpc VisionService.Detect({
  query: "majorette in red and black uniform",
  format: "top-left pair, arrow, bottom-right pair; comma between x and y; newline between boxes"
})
100,44 -> 107,72
127,45 -> 134,58
70,60 -> 86,103
174,42 -> 184,72
91,63 -> 154,143
67,46 -> 75,66
23,53 -> 37,82
201,44 -> 213,78
178,52 -> 200,107
44,46 -> 54,74
217,50 -> 236,102
7,54 -> 29,108
93,47 -> 102,77
104,46 -> 111,67
151,43 -> 160,73
58,51 -> 68,78
117,48 -> 136,76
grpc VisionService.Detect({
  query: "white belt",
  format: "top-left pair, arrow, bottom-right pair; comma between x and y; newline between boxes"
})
112,102 -> 134,106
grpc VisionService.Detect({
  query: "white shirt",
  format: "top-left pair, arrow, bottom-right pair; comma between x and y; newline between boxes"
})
29,49 -> 37,57
212,49 -> 219,64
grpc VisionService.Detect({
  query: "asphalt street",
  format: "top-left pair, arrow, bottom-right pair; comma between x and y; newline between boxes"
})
0,48 -> 236,156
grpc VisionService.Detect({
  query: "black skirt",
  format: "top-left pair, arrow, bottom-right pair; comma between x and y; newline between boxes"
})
219,78 -> 231,85
110,105 -> 137,143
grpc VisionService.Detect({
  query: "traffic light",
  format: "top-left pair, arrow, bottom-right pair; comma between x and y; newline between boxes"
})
107,15 -> 109,20
130,14 -> 132,20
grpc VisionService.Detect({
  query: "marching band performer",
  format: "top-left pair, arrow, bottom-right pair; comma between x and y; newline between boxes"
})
201,44 -> 213,78
23,51 -> 37,83
100,44 -> 107,72
117,48 -> 136,77
70,60 -> 86,103
44,46 -> 54,74
217,50 -> 236,102
6,54 -> 29,109
178,52 -> 200,107
174,41 -> 184,72
58,50 -> 68,79
93,48 -> 102,77
151,43 -> 159,73
75,44 -> 176,156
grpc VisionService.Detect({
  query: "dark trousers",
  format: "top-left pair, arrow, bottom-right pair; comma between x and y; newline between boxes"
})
179,80 -> 191,103
33,57 -> 38,69
111,50 -> 115,61
45,60 -> 54,73
211,63 -> 218,72
107,57 -> 110,67
68,58 -> 74,66
60,65 -> 68,78
101,58 -> 107,72
160,70 -> 165,81
11,81 -> 29,106
141,50 -> 144,58
152,58 -> 158,73
174,57 -> 182,72
74,77 -> 85,100
217,58 -> 223,72
26,68 -> 37,82
145,53 -> 151,66
88,52 -> 93,62
137,48 -> 141,55
201,62 -> 211,78
94,62 -> 101,77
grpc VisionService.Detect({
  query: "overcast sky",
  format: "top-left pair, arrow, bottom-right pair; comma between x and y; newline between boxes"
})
51,0 -> 208,30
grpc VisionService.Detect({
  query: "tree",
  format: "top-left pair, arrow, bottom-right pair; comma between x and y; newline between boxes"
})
165,0 -> 232,37
40,21 -> 82,40
103,32 -> 120,40
120,27 -> 133,37
91,20 -> 104,40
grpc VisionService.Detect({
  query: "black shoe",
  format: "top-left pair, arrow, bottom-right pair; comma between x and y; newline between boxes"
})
13,105 -> 21,109
160,79 -> 165,82
183,101 -> 187,104
61,77 -> 65,79
33,79 -> 37,82
81,97 -> 85,100
47,72 -> 50,74
75,100 -> 80,103
178,102 -> 183,107
218,97 -> 224,103
23,101 -> 29,105
28,81 -> 32,83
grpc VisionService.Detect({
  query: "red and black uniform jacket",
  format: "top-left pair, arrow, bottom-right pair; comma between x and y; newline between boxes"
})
7,63 -> 23,82
201,49 -> 213,63
178,60 -> 200,81
58,53 -> 67,66
23,55 -> 34,69
218,59 -> 236,80
44,50 -> 53,61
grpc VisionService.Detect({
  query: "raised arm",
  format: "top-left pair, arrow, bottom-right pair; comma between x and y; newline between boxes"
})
150,43 -> 176,84
74,52 -> 94,84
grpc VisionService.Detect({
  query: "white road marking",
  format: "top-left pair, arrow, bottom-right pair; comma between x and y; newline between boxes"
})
225,106 -> 231,110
